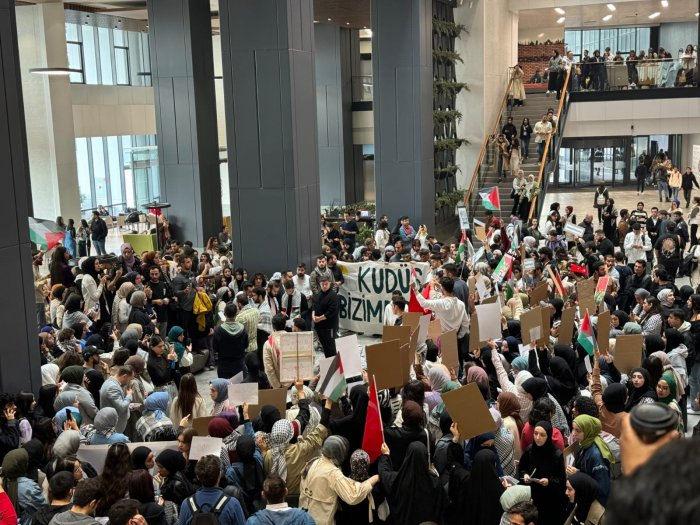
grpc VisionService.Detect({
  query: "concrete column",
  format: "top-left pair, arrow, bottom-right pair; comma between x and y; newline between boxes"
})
372,0 -> 434,231
148,0 -> 221,247
220,0 -> 321,275
0,0 -> 43,392
315,25 -> 354,207
16,1 -> 81,221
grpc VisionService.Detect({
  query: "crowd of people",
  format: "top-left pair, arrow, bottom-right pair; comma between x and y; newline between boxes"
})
11,181 -> 700,525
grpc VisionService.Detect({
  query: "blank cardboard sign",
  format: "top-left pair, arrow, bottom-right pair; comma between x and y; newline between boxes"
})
248,388 -> 288,419
530,282 -> 549,305
382,324 -> 412,346
192,416 -> 214,437
469,314 -> 480,351
597,310 -> 611,354
577,279 -> 597,315
521,306 -> 547,346
442,382 -> 497,440
428,319 -> 443,341
403,312 -> 421,331
440,329 -> 459,370
366,340 -> 408,389
559,306 -> 576,345
613,334 -> 643,374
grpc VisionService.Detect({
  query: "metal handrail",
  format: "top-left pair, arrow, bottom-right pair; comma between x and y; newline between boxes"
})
528,65 -> 572,221
462,69 -> 515,208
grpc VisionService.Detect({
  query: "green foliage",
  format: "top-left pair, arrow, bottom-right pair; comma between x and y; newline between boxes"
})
433,109 -> 462,124
324,201 -> 377,218
357,224 -> 374,244
435,189 -> 466,210
434,138 -> 468,151
432,50 -> 463,64
434,165 -> 460,178
432,18 -> 467,37
433,80 -> 469,95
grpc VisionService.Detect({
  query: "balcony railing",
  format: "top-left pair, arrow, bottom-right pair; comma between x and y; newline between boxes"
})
568,57 -> 697,92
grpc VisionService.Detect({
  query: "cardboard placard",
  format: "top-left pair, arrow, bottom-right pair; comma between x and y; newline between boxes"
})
596,310 -> 611,354
440,329 -> 459,370
227,382 -> 259,406
382,324 -> 412,346
558,306 -> 576,345
469,314 -> 480,351
336,334 -> 363,379
77,442 -> 179,475
192,416 -> 215,437
541,305 -> 552,339
417,314 -> 431,344
441,382 -> 497,440
530,282 -> 549,305
403,312 -> 421,331
366,340 -> 409,389
428,319 -> 443,341
481,294 -> 499,305
474,226 -> 487,242
189,436 -> 223,461
613,334 -> 643,374
576,279 -> 596,315
248,388 -> 288,419
475,275 -> 489,299
475,302 -> 503,341
521,306 -> 547,346
279,332 -> 315,382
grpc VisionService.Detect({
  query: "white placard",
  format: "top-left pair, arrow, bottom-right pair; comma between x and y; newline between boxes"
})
563,222 -> 585,238
475,302 -> 503,341
472,246 -> 485,265
77,441 -> 178,475
458,207 -> 469,230
279,332 -> 315,382
189,436 -> 224,461
229,372 -> 243,384
518,344 -> 532,356
475,275 -> 489,299
336,334 -> 363,378
523,258 -> 536,271
417,314 -> 431,344
227,382 -> 258,406
529,326 -> 541,342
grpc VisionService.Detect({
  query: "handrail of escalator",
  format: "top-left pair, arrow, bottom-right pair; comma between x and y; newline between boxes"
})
528,65 -> 572,222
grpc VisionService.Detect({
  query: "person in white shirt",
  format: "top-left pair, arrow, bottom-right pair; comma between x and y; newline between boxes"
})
623,222 -> 652,264
375,220 -> 391,253
533,114 -> 552,162
292,263 -> 312,300
383,291 -> 407,326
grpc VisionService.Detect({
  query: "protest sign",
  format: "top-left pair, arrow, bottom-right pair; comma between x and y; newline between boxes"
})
458,206 -> 469,229
336,334 -> 363,379
189,436 -> 223,461
192,416 -> 214,436
248,388 -> 288,419
475,302 -> 502,341
530,282 -> 549,305
366,340 -> 409,389
564,222 -> 585,238
227,382 -> 259,406
442,383 -> 497,440
613,334 -> 643,374
439,330 -> 459,370
559,306 -> 576,344
428,319 -> 443,340
336,261 -> 430,335
521,306 -> 547,346
279,332 -> 314,382
597,310 -> 611,354
382,324 -> 412,346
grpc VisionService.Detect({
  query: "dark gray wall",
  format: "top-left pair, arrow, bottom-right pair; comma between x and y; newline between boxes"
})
0,0 -> 42,392
220,0 -> 321,275
372,0 -> 435,231
148,0 -> 221,248
314,25 -> 354,207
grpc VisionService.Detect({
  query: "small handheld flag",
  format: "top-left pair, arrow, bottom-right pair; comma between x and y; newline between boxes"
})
577,311 -> 596,356
479,187 -> 501,211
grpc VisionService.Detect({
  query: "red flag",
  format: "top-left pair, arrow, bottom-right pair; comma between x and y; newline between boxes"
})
547,265 -> 566,298
362,376 -> 384,463
408,287 -> 428,314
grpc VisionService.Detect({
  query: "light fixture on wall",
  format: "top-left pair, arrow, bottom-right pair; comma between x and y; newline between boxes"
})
606,3 -> 616,11
29,67 -> 81,76
554,7 -> 565,15
648,11 -> 661,19
556,16 -> 565,24
537,32 -> 545,38
661,0 -> 669,7
602,14 -> 613,21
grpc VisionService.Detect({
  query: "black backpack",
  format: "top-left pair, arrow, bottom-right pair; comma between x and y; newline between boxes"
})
187,494 -> 230,525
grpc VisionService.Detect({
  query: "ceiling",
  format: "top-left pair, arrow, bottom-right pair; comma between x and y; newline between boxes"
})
519,0 -> 700,30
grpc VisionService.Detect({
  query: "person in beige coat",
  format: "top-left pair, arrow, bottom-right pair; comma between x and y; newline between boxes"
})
300,436 -> 379,525
511,64 -> 526,106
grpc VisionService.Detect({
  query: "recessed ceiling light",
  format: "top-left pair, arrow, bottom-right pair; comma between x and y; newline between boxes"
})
661,0 -> 668,7
607,3 -> 616,11
313,20 -> 318,23
696,12 -> 699,17
537,32 -> 545,38
327,18 -> 332,21
29,67 -> 80,76
602,14 -> 613,21
345,22 -> 350,25
554,7 -> 565,15
556,16 -> 565,24
648,11 -> 660,18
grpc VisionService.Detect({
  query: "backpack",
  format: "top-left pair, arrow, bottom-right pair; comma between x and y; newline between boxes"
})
678,250 -> 696,278
187,494 -> 230,525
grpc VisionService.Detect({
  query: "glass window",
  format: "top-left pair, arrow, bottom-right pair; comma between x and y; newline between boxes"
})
637,27 -> 651,53
66,42 -> 84,83
139,32 -> 151,86
97,27 -> 114,84
565,30 -> 581,58
90,138 -> 109,206
76,138 -> 93,212
65,22 -> 79,42
82,25 -> 99,84
106,137 -> 124,213
582,30 -> 599,56
113,29 -> 126,47
600,29 -> 616,54
618,28 -> 635,54
115,47 -> 130,85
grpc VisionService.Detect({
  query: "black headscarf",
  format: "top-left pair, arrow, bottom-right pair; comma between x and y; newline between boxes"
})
156,449 -> 186,475
258,406 -> 282,434
548,356 -> 578,406
612,310 -> 630,329
329,385 -> 369,451
386,442 -> 445,525
624,367 -> 657,411
569,472 -> 600,522
602,383 -> 627,413
22,439 -> 45,483
522,377 -> 548,401
506,319 -> 522,341
464,449 -> 504,525
85,369 -> 105,409
236,435 -> 264,495
550,298 -> 564,320
644,335 -> 665,357
36,385 -> 58,419
530,420 -> 557,464
131,446 -> 152,470
554,344 -> 577,378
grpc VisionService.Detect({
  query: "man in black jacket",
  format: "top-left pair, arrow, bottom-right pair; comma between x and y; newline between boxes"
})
624,260 -> 652,310
213,302 -> 248,379
90,211 -> 108,256
312,276 -> 339,357
682,167 -> 699,208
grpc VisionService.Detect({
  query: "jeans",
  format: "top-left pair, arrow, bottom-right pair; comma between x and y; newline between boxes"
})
521,137 -> 530,158
658,181 -> 669,202
315,328 -> 337,357
537,141 -> 545,161
93,239 -> 106,255
671,187 -> 680,202
684,187 -> 692,207
636,177 -> 645,193
689,362 -> 700,409
36,303 -> 46,329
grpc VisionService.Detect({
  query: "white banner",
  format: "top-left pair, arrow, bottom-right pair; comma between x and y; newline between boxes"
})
336,261 -> 430,335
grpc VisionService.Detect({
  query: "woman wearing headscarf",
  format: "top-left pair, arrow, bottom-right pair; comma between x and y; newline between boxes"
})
22,440 -> 45,485
378,441 -> 445,525
83,369 -> 104,410
624,367 -> 657,411
496,392 -> 523,460
465,431 -> 503,476
498,485 -> 532,525
528,346 -> 578,409
209,378 -> 232,416
155,449 -> 194,507
119,243 -> 141,274
521,376 -> 569,437
53,365 -> 97,424
657,288 -> 676,319
1,448 -> 46,525
490,409 -> 516,478
564,472 -> 605,525
568,415 -> 613,504
427,374 -> 462,439
329,385 -> 369,452
130,446 -> 154,471
464,449 -> 505,525
609,310 -> 629,338
225,435 -> 264,515
128,291 -> 155,336
425,365 -> 451,411
112,281 -> 135,333
489,345 -> 533,421
136,391 -> 178,442
656,371 -> 684,432
209,410 -> 252,469
35,385 -> 58,420
517,421 -> 566,525
300,436 -> 379,525
81,407 -> 130,444
384,400 -> 432,468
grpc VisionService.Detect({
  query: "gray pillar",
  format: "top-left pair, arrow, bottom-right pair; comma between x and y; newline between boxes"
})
315,25 -> 354,207
148,0 -> 221,247
0,0 -> 42,392
220,0 -> 321,276
372,0 -> 434,231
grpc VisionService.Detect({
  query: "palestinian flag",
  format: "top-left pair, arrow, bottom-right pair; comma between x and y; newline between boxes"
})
318,355 -> 347,402
577,311 -> 596,356
479,187 -> 501,211
491,254 -> 513,283
28,217 -> 65,250
594,276 -> 609,304
547,265 -> 566,298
